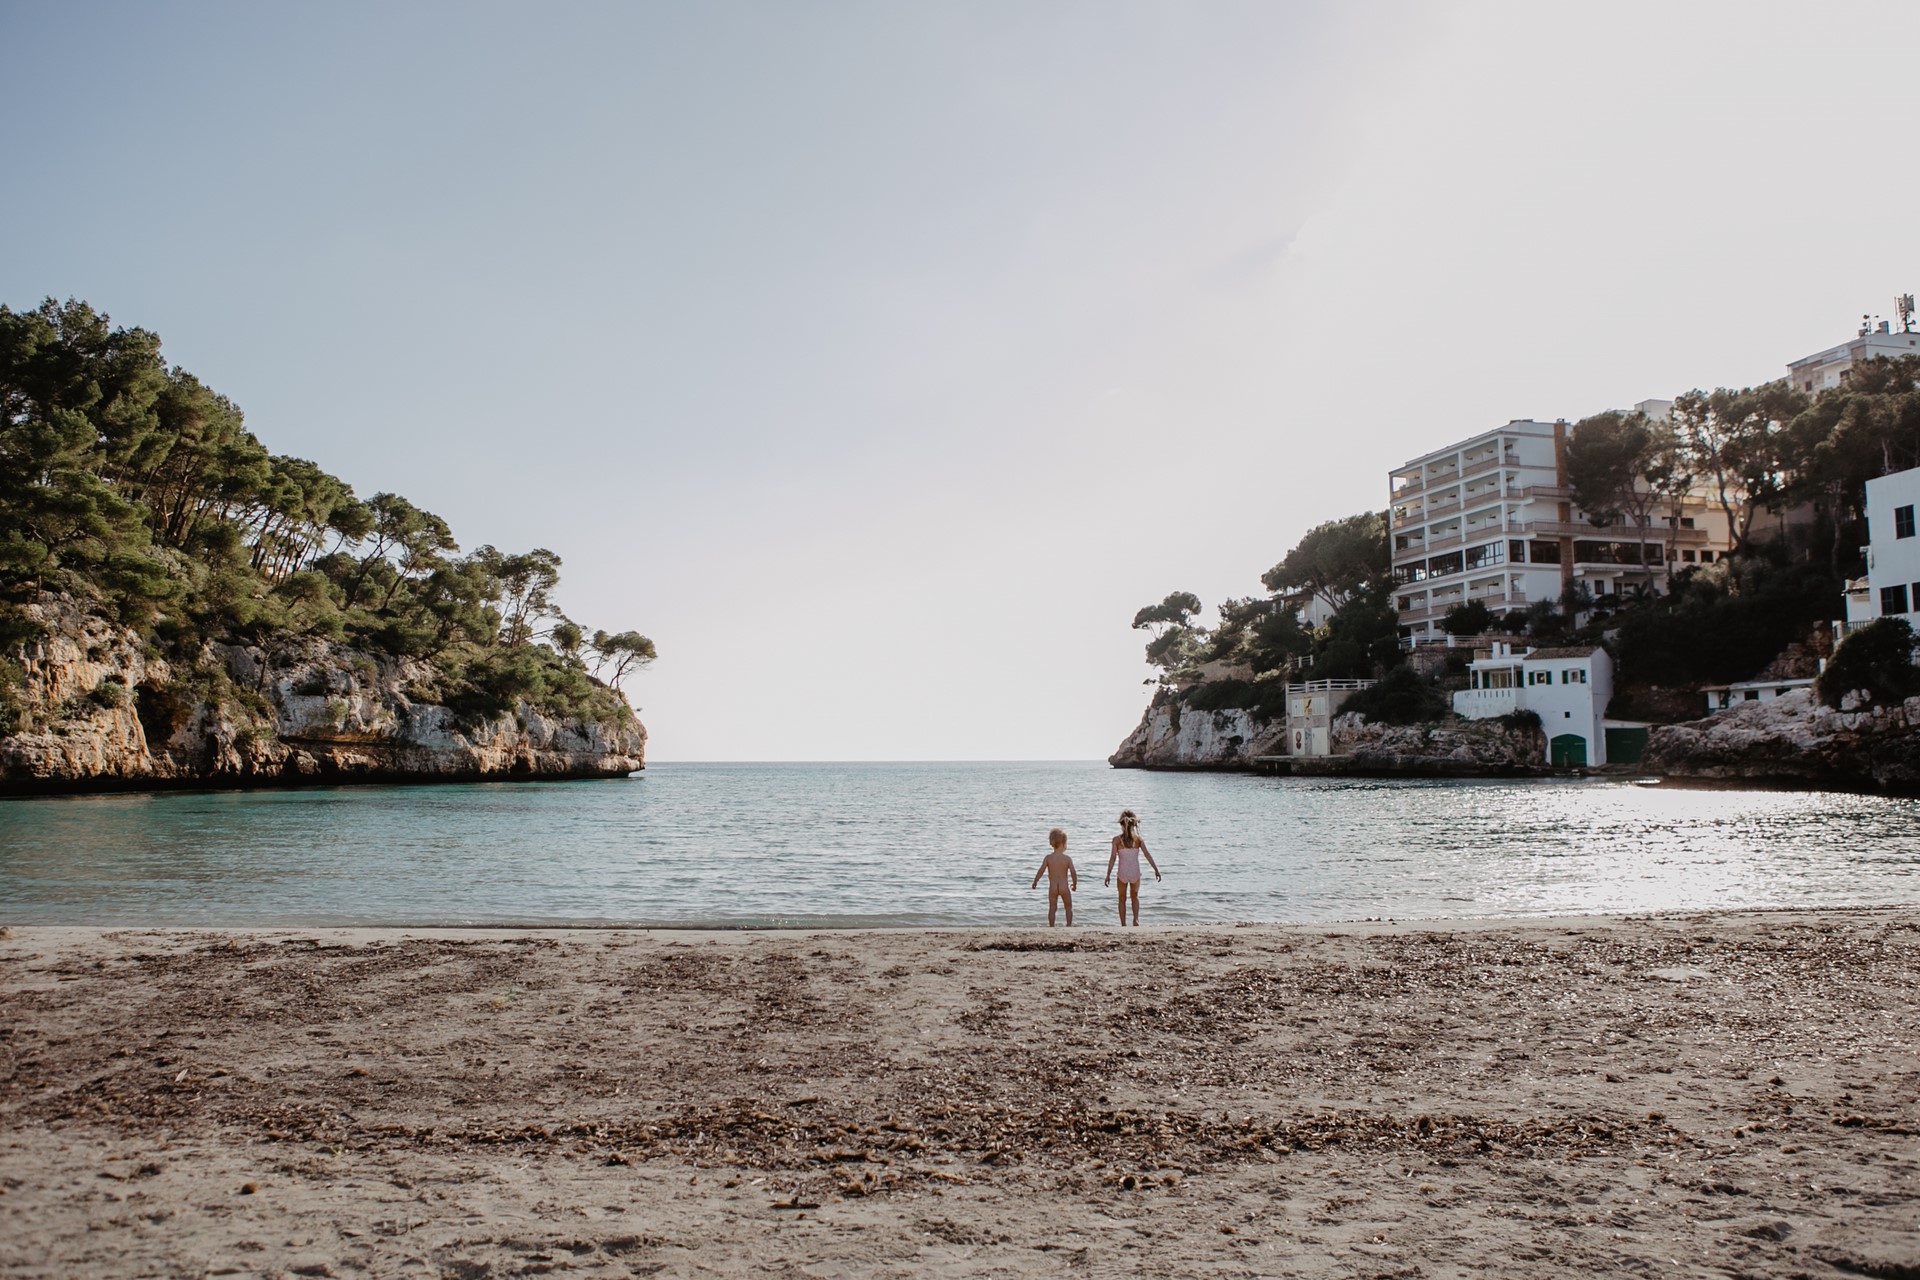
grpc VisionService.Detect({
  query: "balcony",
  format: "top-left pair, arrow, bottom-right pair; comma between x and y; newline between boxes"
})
1516,483 -> 1571,502
1423,499 -> 1462,520
1460,451 -> 1520,481
1423,532 -> 1464,553
1520,520 -> 1712,543
1453,687 -> 1519,719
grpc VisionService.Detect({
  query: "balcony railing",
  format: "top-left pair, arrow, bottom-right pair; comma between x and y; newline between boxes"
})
1453,687 -> 1519,718
1459,452 -> 1520,480
1520,520 -> 1712,543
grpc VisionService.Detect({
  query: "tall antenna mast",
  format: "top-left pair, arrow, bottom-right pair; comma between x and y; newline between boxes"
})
1899,294 -> 1917,333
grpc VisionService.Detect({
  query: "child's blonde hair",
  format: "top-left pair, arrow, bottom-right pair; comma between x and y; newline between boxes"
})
1048,828 -> 1067,848
1118,809 -> 1140,843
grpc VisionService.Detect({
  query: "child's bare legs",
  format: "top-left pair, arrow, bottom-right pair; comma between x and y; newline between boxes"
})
1049,887 -> 1073,927
1123,880 -> 1140,925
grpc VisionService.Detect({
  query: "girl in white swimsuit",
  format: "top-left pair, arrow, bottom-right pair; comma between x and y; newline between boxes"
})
1104,809 -> 1162,927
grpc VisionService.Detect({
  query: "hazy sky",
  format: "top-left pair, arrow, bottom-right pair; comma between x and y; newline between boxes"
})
5,3 -> 1918,759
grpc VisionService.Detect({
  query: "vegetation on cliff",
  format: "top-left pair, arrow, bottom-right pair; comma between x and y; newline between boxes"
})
0,298 -> 652,740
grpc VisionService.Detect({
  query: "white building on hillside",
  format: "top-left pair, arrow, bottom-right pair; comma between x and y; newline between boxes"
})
1841,464 -> 1920,632
1389,415 -> 1732,646
1703,678 -> 1816,713
1787,312 -> 1920,394
1453,642 -> 1614,766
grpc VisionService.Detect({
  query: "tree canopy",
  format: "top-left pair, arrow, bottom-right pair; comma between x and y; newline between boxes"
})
1260,512 -> 1387,615
0,298 -> 654,725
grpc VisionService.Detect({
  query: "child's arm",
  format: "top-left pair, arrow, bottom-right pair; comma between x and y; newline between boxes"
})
1032,858 -> 1048,890
1141,842 -> 1162,881
1067,856 -> 1078,892
1104,845 -> 1118,886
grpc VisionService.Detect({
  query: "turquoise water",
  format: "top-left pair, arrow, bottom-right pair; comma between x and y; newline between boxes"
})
1,763 -> 1916,927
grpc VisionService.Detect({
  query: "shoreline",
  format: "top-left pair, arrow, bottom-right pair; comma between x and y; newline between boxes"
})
5,907 -> 1916,1276
9,899 -> 1918,936
8,899 -> 1918,936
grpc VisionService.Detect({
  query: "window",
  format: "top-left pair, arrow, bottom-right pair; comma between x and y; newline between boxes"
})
1882,583 -> 1910,616
1465,541 -> 1505,570
1743,690 -> 1759,701
1896,505 -> 1916,539
1700,550 -> 1714,563
1509,540 -> 1526,564
1529,540 -> 1562,565
1682,550 -> 1696,563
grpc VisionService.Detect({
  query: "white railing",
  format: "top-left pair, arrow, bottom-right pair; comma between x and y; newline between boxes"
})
1453,687 -> 1519,718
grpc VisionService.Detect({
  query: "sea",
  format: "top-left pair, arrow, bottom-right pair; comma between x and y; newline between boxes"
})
1,763 -> 1916,928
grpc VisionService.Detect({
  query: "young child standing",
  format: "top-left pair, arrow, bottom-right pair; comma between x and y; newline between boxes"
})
1031,828 -> 1078,927
1104,809 -> 1161,927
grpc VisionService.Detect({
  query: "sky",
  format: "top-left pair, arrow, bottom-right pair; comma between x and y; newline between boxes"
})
4,2 -> 1919,760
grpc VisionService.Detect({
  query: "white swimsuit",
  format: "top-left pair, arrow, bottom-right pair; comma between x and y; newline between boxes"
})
1115,845 -> 1142,884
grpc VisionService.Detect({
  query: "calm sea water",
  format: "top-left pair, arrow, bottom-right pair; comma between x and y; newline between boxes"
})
1,763 -> 1916,928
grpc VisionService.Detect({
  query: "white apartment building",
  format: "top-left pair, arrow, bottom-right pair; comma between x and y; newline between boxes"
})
1452,642 -> 1614,766
1841,464 -> 1920,631
1786,317 -> 1920,394
1389,412 -> 1732,646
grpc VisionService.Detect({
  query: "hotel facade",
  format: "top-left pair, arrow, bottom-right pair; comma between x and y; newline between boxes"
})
1388,407 -> 1734,646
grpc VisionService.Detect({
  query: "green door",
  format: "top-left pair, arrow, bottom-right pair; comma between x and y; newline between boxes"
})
1605,726 -> 1648,765
1550,734 -> 1588,767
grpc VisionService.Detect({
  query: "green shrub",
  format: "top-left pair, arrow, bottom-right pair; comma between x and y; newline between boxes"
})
1816,618 -> 1920,709
87,678 -> 130,710
1341,666 -> 1449,725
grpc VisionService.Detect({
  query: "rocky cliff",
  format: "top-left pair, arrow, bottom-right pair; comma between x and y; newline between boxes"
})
1107,700 -> 1287,770
0,596 -> 645,794
1646,688 -> 1920,794
1110,695 -> 1546,775
1291,712 -> 1545,777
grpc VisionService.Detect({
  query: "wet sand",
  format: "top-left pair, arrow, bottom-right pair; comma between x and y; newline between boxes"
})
1,908 -> 1915,1278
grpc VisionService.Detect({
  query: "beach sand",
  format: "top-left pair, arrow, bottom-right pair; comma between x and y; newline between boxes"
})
1,908 -> 1915,1278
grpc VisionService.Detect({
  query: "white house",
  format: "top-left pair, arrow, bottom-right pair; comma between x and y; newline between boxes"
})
1453,642 -> 1615,766
1847,465 -> 1920,630
1702,677 -> 1816,714
1389,417 -> 1733,648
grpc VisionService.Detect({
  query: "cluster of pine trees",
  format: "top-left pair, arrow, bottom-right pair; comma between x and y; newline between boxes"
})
0,298 -> 653,727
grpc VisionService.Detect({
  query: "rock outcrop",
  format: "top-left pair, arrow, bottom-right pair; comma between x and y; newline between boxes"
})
1110,696 -> 1546,775
1646,688 -> 1920,794
1107,700 -> 1286,770
1,596 -> 645,794
1289,712 -> 1546,777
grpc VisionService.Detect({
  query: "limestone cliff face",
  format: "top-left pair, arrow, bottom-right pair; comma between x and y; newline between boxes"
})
1108,700 -> 1286,770
1,596 -> 645,793
1646,688 -> 1920,794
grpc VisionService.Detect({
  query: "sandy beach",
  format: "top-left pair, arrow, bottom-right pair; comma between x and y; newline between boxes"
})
2,909 -> 1915,1278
